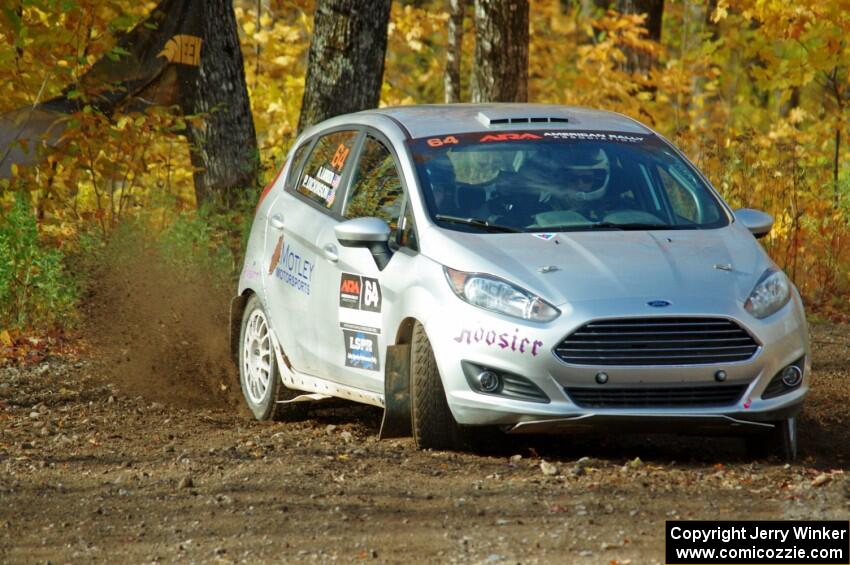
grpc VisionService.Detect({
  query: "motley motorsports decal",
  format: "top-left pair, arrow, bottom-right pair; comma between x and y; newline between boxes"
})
343,329 -> 380,371
269,235 -> 314,295
338,273 -> 382,313
268,235 -> 284,274
454,325 -> 544,357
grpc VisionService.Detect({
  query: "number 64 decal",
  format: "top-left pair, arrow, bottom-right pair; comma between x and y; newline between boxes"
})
330,143 -> 350,170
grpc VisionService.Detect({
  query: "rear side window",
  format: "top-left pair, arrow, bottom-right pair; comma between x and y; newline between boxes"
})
296,130 -> 358,208
344,136 -> 405,236
285,140 -> 312,190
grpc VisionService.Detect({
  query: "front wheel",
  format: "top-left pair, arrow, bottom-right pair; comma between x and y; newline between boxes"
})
745,417 -> 798,462
410,322 -> 464,450
239,294 -> 290,420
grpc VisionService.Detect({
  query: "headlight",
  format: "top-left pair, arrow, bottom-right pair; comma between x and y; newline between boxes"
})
744,268 -> 791,319
444,267 -> 560,322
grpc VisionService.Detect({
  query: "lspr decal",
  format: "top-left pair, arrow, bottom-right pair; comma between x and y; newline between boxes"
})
343,329 -> 379,371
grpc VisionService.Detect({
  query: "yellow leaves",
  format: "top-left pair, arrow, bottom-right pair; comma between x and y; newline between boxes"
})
711,0 -> 729,23
789,107 -> 808,125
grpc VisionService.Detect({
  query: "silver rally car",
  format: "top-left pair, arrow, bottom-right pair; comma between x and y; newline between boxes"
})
231,104 -> 809,460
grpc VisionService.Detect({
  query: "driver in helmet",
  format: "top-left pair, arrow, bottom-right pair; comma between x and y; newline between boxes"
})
538,145 -> 611,219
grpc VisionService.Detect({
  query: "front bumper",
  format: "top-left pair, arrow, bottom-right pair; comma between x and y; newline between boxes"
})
428,292 -> 810,434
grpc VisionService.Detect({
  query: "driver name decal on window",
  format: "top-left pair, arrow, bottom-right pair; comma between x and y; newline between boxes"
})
317,166 -> 341,188
301,174 -> 334,202
296,131 -> 357,208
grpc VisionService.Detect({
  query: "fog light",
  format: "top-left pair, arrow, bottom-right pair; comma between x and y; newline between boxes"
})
476,370 -> 501,393
780,365 -> 802,387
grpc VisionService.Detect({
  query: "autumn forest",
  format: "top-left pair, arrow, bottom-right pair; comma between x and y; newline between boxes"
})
1,0 -> 849,338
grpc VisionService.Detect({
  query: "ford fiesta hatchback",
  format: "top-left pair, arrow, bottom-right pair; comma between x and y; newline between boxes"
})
231,104 -> 809,460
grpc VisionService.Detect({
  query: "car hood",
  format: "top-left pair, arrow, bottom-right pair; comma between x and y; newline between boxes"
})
424,225 -> 771,307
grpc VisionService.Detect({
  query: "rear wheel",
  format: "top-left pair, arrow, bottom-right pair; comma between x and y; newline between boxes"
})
239,294 -> 291,421
745,417 -> 798,462
410,322 -> 464,450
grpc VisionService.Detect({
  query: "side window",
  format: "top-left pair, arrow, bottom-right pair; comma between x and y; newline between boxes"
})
398,203 -> 418,250
284,140 -> 312,190
344,136 -> 404,236
655,164 -> 718,224
296,130 -> 358,208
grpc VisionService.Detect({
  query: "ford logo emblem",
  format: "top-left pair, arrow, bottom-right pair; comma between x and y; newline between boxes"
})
647,300 -> 671,308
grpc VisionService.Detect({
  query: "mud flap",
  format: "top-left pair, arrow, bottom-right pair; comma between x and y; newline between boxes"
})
379,344 -> 412,439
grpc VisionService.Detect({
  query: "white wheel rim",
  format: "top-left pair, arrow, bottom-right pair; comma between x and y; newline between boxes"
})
243,309 -> 272,405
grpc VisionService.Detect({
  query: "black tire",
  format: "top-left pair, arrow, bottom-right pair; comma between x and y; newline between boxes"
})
745,417 -> 798,462
238,294 -> 292,421
410,322 -> 464,450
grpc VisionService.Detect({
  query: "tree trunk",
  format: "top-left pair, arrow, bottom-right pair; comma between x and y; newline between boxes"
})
471,0 -> 529,103
186,0 -> 259,206
704,0 -> 719,42
444,0 -> 465,103
616,0 -> 664,75
297,0 -> 392,133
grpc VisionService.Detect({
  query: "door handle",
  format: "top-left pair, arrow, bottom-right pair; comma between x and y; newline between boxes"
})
269,213 -> 285,230
323,243 -> 339,263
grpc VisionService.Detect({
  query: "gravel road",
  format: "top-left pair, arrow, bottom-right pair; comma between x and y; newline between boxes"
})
1,323 -> 848,564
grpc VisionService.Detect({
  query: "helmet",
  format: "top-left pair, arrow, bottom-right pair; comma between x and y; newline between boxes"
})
561,146 -> 610,203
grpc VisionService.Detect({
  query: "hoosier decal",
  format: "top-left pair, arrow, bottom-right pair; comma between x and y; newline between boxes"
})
454,325 -> 544,357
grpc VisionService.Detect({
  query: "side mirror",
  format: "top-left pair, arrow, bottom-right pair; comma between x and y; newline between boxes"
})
734,208 -> 773,239
335,217 -> 393,270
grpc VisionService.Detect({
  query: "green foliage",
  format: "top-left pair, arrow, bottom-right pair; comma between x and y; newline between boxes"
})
0,192 -> 78,330
157,208 -> 234,292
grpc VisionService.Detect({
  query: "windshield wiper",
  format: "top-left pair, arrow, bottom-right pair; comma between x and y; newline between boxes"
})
586,222 -> 689,231
434,214 -> 522,233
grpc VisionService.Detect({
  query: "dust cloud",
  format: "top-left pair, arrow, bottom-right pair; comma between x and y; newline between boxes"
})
83,237 -> 242,411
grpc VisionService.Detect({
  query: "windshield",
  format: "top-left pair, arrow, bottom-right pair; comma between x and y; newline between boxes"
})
409,131 -> 729,233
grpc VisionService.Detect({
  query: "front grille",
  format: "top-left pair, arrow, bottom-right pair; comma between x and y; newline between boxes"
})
555,317 -> 759,366
565,384 -> 747,408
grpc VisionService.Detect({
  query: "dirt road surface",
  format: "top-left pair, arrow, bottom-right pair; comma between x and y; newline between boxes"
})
1,323 -> 848,564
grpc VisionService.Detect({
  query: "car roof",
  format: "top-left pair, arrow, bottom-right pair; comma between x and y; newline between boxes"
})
355,103 -> 652,139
